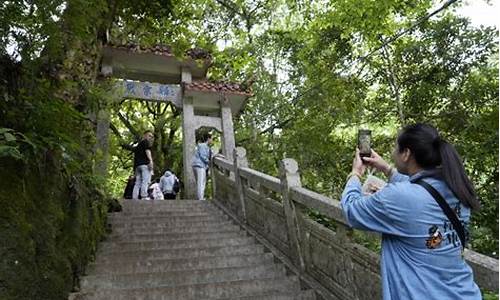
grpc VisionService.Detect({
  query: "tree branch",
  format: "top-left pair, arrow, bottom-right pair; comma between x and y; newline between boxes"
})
215,0 -> 241,16
109,122 -> 135,151
145,101 -> 156,116
160,102 -> 168,116
381,43 -> 405,124
116,153 -> 132,170
249,0 -> 268,16
117,111 -> 141,140
260,118 -> 292,135
171,104 -> 181,117
238,117 -> 293,144
162,126 -> 178,165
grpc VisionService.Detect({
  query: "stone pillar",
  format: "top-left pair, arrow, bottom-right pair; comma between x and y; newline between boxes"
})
234,147 -> 249,221
181,68 -> 192,83
89,108 -> 110,178
181,68 -> 197,199
279,158 -> 305,271
100,55 -> 113,77
220,95 -> 235,162
95,109 -> 110,177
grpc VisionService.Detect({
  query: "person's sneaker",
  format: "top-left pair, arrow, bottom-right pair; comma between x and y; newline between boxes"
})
142,197 -> 151,201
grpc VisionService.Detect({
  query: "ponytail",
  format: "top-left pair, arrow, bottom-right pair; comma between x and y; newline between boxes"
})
439,141 -> 480,210
397,123 -> 480,210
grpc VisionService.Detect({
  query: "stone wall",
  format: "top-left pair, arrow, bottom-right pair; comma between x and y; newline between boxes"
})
0,153 -> 109,300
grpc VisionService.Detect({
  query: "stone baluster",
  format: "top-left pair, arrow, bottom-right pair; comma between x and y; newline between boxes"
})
210,154 -> 217,201
279,158 -> 305,271
234,147 -> 249,222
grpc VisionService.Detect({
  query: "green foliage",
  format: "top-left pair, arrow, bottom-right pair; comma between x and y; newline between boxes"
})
107,99 -> 184,197
222,3 -> 499,259
0,0 -> 123,298
185,0 -> 498,260
2,0 -> 497,297
0,78 -> 110,299
307,210 -> 382,254
0,155 -> 108,300
482,290 -> 499,300
0,128 -> 35,160
307,209 -> 337,230
350,230 -> 382,254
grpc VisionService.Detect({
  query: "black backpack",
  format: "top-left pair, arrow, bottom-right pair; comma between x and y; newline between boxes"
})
123,176 -> 135,199
173,178 -> 180,193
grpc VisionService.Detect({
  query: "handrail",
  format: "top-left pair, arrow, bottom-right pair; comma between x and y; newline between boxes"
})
239,167 -> 282,192
212,148 -> 498,294
290,186 -> 349,226
213,156 -> 234,172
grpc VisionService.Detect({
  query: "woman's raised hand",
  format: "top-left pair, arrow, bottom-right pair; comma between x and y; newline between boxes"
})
362,150 -> 393,177
352,148 -> 367,176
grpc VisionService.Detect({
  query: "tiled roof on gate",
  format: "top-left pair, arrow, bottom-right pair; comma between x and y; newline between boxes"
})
106,43 -> 212,60
183,81 -> 252,96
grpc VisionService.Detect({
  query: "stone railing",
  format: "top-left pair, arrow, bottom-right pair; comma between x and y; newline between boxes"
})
211,147 -> 499,299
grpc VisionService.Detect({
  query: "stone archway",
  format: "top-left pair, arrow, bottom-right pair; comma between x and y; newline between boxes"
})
97,44 -> 251,199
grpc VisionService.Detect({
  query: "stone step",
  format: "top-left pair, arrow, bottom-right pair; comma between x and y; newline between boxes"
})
98,236 -> 256,253
123,200 -> 211,204
109,220 -> 232,229
119,202 -> 216,209
81,263 -> 286,290
122,205 -> 214,210
71,276 -> 301,300
122,199 -> 207,205
94,244 -> 265,264
110,222 -> 235,234
71,198 -> 316,300
109,223 -> 241,235
88,253 -> 275,275
214,290 -> 317,300
119,201 -> 217,207
122,206 -> 216,214
106,230 -> 244,243
109,215 -> 229,226
113,211 -> 222,218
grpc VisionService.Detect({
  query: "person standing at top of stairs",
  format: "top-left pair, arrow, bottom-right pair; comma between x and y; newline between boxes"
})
192,133 -> 212,200
132,130 -> 155,200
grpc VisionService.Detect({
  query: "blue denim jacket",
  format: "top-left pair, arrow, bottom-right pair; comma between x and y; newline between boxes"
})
341,170 -> 481,300
192,142 -> 211,169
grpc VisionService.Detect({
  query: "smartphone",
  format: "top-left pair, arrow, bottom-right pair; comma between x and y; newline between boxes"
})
358,129 -> 371,157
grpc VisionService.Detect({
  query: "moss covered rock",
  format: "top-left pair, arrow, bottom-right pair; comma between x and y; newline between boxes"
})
0,152 -> 108,300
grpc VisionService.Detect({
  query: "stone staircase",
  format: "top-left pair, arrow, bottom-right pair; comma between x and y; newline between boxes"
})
69,200 -> 316,300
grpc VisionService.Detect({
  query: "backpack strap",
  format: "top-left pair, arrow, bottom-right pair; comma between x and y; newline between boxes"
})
414,179 -> 466,249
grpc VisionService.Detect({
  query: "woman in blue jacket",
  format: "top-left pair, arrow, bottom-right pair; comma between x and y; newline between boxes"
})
192,133 -> 213,200
341,123 -> 481,300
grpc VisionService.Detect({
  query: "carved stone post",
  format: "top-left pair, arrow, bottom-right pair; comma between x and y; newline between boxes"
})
181,67 -> 197,199
234,147 -> 248,222
88,107 -> 110,178
94,109 -> 110,177
210,155 -> 217,201
279,158 -> 305,271
182,96 -> 196,199
220,94 -> 235,162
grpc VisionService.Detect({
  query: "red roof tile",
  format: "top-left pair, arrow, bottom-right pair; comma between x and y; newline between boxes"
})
107,43 -> 211,60
183,81 -> 252,96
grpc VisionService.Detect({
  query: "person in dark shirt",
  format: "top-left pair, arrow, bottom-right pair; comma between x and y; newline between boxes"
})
132,130 -> 154,200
